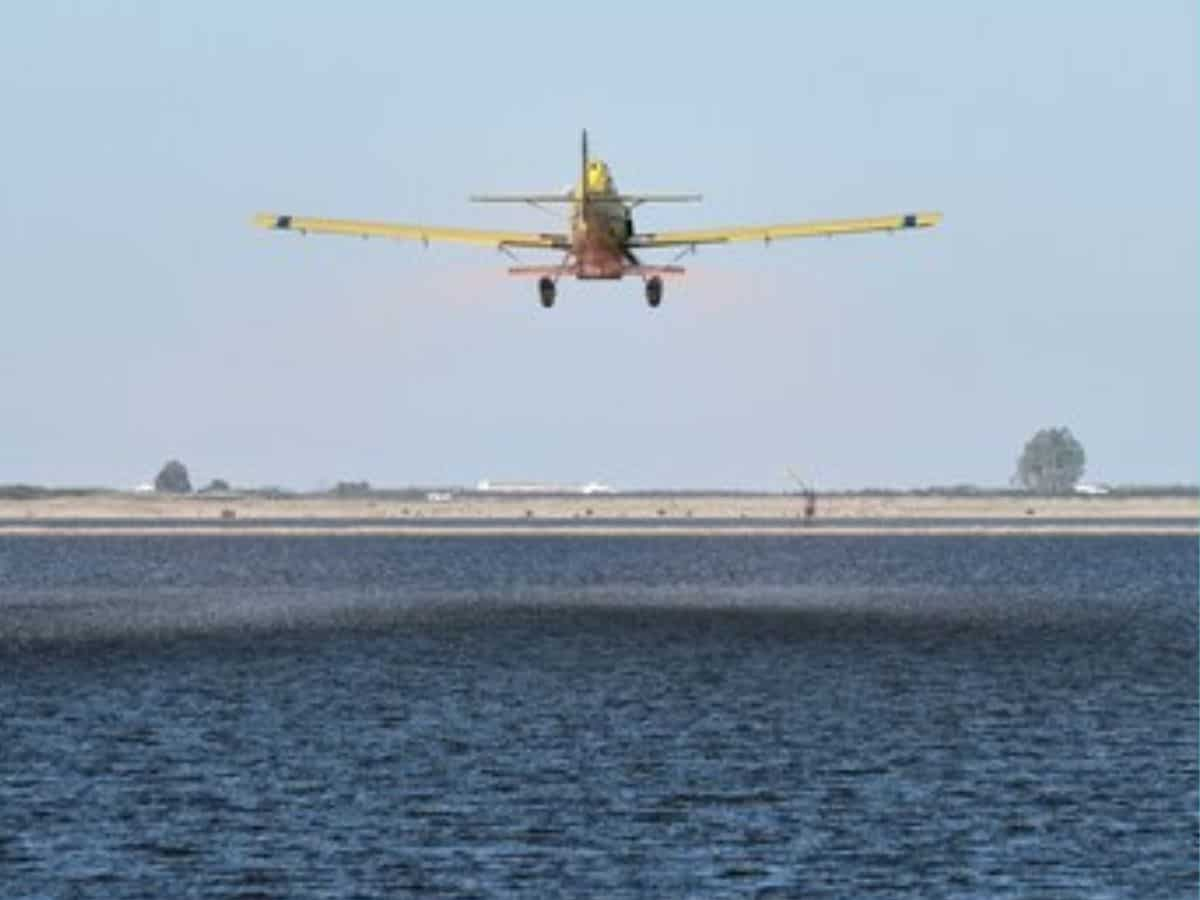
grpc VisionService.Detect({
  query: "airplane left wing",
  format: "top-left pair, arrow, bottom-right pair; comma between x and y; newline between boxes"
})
628,211 -> 942,249
252,213 -> 568,250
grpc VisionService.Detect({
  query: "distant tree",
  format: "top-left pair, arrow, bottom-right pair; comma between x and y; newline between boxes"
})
1013,427 -> 1086,494
199,478 -> 230,494
154,459 -> 192,494
332,481 -> 371,497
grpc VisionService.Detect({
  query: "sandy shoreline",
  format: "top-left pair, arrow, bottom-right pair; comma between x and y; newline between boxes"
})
0,493 -> 1194,536
0,525 -> 1193,537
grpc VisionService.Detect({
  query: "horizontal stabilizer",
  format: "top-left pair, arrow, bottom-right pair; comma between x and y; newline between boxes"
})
470,194 -> 575,203
471,193 -> 701,205
618,194 -> 702,205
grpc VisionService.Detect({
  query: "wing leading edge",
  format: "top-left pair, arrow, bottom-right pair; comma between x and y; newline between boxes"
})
628,211 -> 942,249
252,213 -> 568,250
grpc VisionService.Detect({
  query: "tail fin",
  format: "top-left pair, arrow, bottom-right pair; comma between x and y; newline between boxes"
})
580,129 -> 589,214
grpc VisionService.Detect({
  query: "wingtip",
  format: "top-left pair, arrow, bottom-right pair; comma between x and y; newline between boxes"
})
252,213 -> 292,230
904,211 -> 943,229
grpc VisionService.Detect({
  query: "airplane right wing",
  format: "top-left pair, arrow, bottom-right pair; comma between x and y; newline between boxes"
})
628,211 -> 942,249
252,213 -> 569,250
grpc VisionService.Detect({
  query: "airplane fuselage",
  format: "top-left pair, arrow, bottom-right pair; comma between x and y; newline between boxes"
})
569,160 -> 633,278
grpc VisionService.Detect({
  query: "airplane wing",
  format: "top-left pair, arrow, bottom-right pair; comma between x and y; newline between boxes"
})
628,211 -> 942,249
252,213 -> 569,250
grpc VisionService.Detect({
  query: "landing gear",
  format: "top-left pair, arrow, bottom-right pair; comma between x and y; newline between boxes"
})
538,276 -> 556,308
645,276 -> 663,308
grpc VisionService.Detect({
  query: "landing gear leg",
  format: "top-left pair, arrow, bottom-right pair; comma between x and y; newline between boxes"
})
644,275 -> 663,308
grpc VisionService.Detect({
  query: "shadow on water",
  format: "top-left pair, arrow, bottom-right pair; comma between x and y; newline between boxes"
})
2,582 -> 1191,668
0,533 -> 1193,659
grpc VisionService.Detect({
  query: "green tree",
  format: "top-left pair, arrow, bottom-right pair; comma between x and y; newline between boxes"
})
332,480 -> 371,497
154,459 -> 192,494
1013,427 -> 1086,494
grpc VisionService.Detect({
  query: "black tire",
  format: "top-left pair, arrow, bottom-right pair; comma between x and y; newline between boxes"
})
645,276 -> 663,308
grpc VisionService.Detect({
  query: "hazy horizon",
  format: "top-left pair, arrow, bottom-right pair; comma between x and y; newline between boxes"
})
4,475 -> 1196,497
2,4 -> 1195,491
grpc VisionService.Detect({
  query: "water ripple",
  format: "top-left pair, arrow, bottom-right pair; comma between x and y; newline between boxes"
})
0,535 -> 1195,897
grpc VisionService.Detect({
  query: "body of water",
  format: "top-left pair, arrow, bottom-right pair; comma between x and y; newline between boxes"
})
1,534 -> 1195,897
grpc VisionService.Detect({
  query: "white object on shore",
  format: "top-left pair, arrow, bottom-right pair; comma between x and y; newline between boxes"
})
477,479 -> 615,495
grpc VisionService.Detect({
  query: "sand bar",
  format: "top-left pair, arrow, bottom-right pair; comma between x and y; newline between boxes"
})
0,493 -> 1194,536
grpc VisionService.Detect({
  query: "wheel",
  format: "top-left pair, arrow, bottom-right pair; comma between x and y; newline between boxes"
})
645,276 -> 663,308
538,276 -> 556,308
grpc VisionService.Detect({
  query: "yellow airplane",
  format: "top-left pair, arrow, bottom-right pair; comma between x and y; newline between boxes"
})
254,130 -> 941,308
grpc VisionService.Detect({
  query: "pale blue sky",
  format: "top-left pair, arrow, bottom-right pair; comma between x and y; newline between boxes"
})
1,2 -> 1195,490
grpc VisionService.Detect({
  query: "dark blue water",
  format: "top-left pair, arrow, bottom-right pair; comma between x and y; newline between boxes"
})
1,535 -> 1196,897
